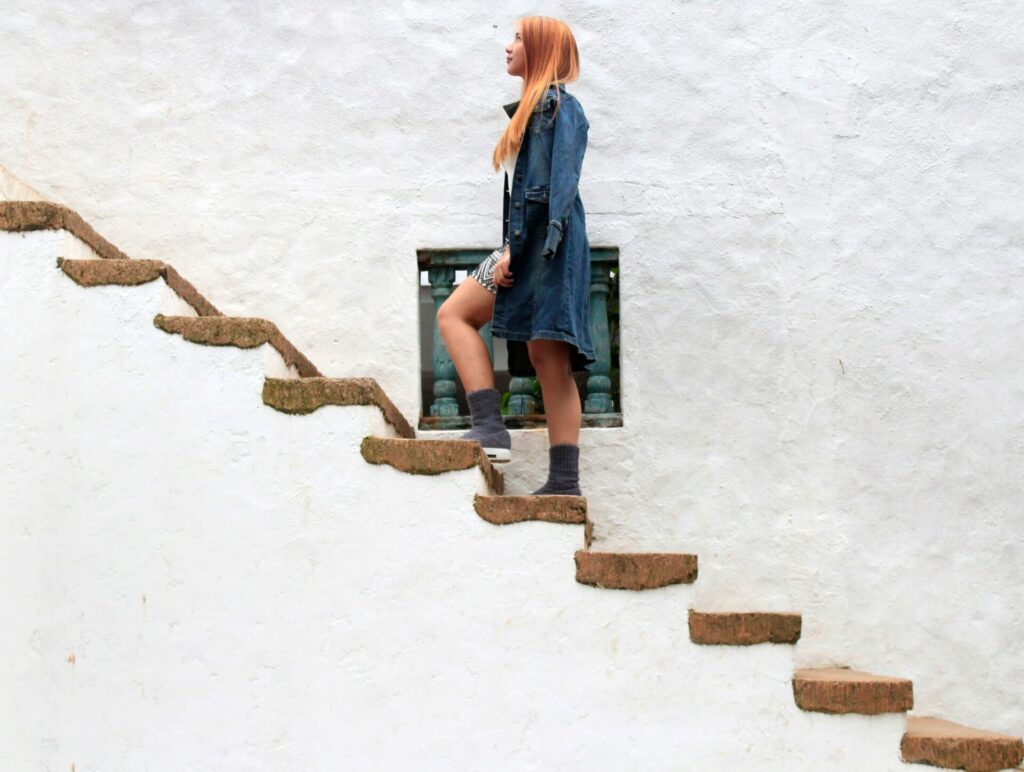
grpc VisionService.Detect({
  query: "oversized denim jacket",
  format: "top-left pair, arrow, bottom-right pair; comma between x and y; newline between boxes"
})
491,84 -> 597,374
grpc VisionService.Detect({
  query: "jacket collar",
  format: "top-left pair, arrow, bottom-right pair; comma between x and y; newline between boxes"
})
502,83 -> 566,118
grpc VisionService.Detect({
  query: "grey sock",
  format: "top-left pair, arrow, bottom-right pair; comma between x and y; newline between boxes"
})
531,443 -> 582,496
460,388 -> 511,449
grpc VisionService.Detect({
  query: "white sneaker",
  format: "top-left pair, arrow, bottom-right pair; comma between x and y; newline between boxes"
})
483,446 -> 512,463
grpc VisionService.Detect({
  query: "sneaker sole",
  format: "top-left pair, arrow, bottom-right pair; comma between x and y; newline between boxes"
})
483,447 -> 511,463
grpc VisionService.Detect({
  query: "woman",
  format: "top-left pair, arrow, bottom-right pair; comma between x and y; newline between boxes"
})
436,16 -> 595,496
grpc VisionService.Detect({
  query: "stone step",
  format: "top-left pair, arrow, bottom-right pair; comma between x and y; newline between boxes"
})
901,716 -> 1024,771
688,610 -> 802,646
263,377 -> 414,438
473,494 -> 586,525
2,200 -> 131,260
359,436 -> 503,494
58,256 -> 163,286
574,551 -> 698,590
154,314 -> 321,377
792,668 -> 913,715
58,258 -> 222,316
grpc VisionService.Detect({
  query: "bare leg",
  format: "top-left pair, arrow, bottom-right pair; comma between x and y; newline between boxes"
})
527,339 -> 581,446
437,277 -> 497,391
438,276 -> 510,461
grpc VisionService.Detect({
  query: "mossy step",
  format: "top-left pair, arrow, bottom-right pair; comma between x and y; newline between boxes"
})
901,716 -> 1024,771
58,258 -> 222,315
154,314 -> 320,377
58,256 -> 163,286
263,377 -> 414,438
360,436 -> 503,494
792,668 -> 913,715
574,551 -> 698,590
688,610 -> 802,646
1,200 -> 131,260
473,494 -> 586,525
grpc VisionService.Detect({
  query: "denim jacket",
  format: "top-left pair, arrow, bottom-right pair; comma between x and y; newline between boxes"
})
491,84 -> 597,373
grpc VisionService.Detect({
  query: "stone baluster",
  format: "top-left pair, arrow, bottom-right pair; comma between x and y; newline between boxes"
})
504,339 -> 536,415
507,376 -> 536,415
428,266 -> 459,417
584,261 -> 615,414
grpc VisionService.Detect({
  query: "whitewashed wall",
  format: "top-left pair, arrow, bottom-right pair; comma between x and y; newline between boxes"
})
0,228 -> 916,771
0,163 -> 45,200
2,0 -> 1022,749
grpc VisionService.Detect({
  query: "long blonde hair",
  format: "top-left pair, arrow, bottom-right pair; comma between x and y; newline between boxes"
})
492,16 -> 580,171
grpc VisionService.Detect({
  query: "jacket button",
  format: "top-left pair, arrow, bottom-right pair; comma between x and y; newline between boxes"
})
514,229 -> 521,237
514,202 -> 521,209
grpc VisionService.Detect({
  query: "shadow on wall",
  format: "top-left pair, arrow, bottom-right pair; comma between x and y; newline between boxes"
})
0,163 -> 47,201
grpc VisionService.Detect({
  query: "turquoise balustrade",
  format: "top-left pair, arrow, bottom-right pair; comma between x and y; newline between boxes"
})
427,266 -> 459,417
584,261 -> 614,414
417,247 -> 620,429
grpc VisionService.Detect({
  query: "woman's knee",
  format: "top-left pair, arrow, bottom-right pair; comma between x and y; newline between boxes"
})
438,283 -> 493,338
437,299 -> 461,340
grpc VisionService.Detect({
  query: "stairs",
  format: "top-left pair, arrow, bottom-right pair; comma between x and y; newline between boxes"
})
902,718 -> 1024,771
154,315 -> 321,377
473,493 -> 587,525
262,377 -> 415,437
4,199 -> 1021,770
792,668 -> 914,715
689,610 -> 802,646
56,254 -> 220,314
575,551 -> 698,590
360,436 -> 505,493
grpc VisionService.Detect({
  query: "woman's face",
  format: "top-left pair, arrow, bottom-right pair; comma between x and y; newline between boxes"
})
505,25 -> 525,77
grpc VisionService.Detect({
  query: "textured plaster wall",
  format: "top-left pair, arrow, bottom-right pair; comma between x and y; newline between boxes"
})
0,162 -> 46,200
2,0 -> 1022,746
2,230 -> 918,770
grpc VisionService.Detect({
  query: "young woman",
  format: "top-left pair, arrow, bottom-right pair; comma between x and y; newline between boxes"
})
436,16 -> 595,496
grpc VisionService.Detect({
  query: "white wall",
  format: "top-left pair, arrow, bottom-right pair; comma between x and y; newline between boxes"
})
0,162 -> 46,200
2,0 -> 1022,744
3,229 -> 918,770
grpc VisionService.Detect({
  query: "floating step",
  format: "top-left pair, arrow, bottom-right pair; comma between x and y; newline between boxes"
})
792,668 -> 913,715
58,256 -> 163,286
473,494 -> 586,525
154,314 -> 320,377
263,377 -> 414,438
155,314 -> 274,348
574,551 -> 698,590
2,200 -> 131,260
901,716 -> 1024,771
57,258 -> 222,315
688,610 -> 802,645
360,436 -> 503,494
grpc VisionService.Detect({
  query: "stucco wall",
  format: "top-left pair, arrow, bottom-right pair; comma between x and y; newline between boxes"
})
0,162 -> 46,200
1,229 -> 914,770
2,0 -> 1022,751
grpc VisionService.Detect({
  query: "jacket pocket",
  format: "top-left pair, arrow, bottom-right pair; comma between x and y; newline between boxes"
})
524,185 -> 550,203
523,186 -> 551,258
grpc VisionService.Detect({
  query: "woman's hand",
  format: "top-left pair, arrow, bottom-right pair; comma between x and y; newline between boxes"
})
493,245 -> 514,287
